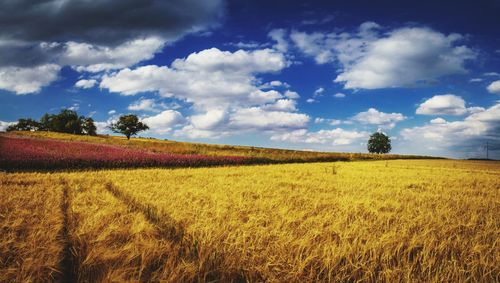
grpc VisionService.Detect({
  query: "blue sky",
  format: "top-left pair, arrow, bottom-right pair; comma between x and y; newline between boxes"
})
1,0 -> 499,158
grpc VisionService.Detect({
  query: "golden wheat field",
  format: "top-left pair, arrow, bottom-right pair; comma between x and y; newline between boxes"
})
1,159 -> 499,282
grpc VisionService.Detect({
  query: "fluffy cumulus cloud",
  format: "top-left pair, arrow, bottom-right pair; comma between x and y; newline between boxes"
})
401,102 -> 500,157
0,64 -> 61,94
229,107 -> 309,130
60,37 -> 166,72
268,29 -> 289,53
176,106 -> 309,139
100,47 -> 311,138
271,128 -> 368,146
128,98 -> 159,112
101,48 -> 288,109
430,117 -> 447,124
416,94 -> 468,115
75,79 -> 97,89
0,0 -> 224,94
142,110 -> 185,134
290,23 -> 476,89
351,108 -> 406,129
487,80 -> 500,94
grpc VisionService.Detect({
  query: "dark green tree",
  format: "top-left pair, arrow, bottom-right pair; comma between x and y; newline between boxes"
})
82,117 -> 97,136
7,109 -> 97,136
6,118 -> 41,132
109,114 -> 149,140
367,132 -> 391,154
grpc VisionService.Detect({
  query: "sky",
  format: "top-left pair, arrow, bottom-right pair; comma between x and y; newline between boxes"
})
1,0 -> 499,159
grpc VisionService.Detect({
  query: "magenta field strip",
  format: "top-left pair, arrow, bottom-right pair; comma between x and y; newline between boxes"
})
0,136 -> 264,170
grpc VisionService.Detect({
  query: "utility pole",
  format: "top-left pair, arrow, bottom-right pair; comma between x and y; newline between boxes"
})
486,141 -> 489,160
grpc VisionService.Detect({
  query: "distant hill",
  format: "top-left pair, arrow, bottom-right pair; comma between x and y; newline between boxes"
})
2,131 -> 442,164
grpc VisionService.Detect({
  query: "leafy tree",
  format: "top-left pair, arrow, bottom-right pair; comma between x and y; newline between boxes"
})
367,132 -> 391,154
6,118 -> 41,132
109,114 -> 149,140
82,117 -> 97,136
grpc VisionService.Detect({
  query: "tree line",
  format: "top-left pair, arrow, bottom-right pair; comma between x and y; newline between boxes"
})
6,110 -> 149,140
6,109 -> 97,135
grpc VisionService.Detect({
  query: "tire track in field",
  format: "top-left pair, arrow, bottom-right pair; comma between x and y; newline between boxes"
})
103,181 -> 248,282
58,178 -> 77,283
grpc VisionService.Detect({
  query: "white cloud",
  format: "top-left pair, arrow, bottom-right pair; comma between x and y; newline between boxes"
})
68,103 -> 79,111
260,80 -> 290,89
352,108 -> 406,129
0,64 -> 60,94
94,121 -> 109,134
467,106 -> 486,114
483,72 -> 500,77
100,48 -> 288,110
284,90 -> 300,99
261,99 -> 297,112
100,47 -> 315,140
0,121 -> 15,131
108,110 -> 116,115
190,109 -> 227,130
335,28 -> 475,89
469,78 -> 483,82
291,23 -> 475,89
59,37 -> 165,73
176,106 -> 309,139
142,110 -> 184,134
306,98 -> 316,103
75,79 -> 97,89
334,92 -> 346,98
487,80 -> 500,94
401,102 -> 500,157
416,94 -> 467,115
268,29 -> 289,53
313,87 -> 325,97
128,98 -> 160,112
430,117 -> 447,124
229,107 -> 309,130
314,117 -> 343,125
290,31 -> 336,64
228,41 -> 266,49
271,128 -> 368,146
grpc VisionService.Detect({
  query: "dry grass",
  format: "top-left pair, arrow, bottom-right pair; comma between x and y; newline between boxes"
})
0,173 -> 65,282
1,160 -> 499,282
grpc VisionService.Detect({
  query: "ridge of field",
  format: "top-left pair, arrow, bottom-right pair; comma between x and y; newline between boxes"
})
0,135 -> 257,171
3,131 -> 441,162
1,159 -> 498,282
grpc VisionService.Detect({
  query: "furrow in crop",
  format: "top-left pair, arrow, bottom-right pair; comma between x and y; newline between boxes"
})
103,181 -> 248,282
58,178 -> 78,283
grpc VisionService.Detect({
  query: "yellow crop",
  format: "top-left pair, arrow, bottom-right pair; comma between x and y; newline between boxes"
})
0,174 -> 65,282
1,159 -> 499,282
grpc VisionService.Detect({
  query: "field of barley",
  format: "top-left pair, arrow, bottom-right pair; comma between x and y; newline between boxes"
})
1,159 -> 499,282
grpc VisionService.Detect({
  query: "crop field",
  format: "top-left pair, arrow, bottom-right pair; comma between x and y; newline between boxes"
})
4,131 -> 437,163
1,159 -> 499,282
0,135 -> 257,170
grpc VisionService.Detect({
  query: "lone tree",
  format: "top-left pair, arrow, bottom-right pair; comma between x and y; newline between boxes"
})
367,132 -> 391,154
109,114 -> 149,140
